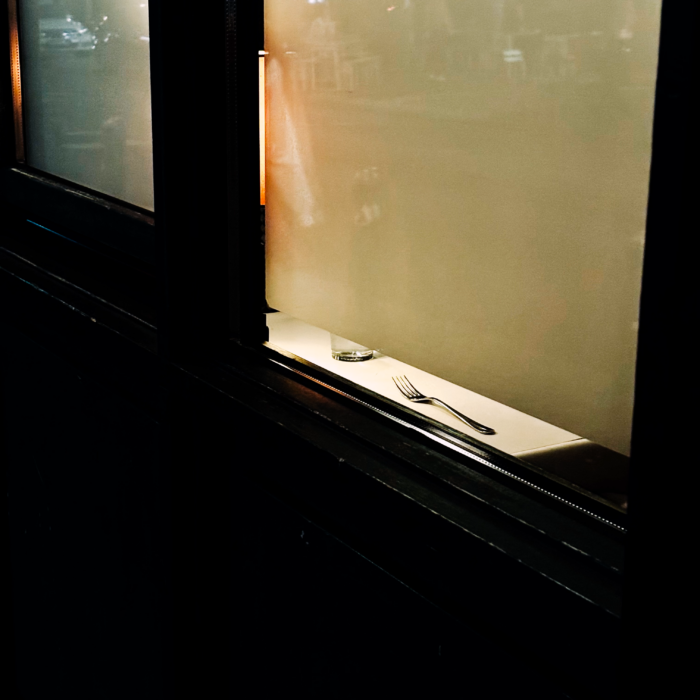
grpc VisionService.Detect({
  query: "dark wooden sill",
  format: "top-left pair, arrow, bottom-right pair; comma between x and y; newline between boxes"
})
0,212 -> 157,334
0,167 -> 156,264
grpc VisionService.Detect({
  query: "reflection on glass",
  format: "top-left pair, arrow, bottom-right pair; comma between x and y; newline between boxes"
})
265,0 -> 662,458
18,0 -> 153,210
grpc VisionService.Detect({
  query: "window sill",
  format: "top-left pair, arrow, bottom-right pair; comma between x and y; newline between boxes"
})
265,312 -> 629,515
266,311 -> 580,455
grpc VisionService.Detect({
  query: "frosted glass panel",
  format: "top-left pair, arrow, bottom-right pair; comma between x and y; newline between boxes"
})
18,0 -> 153,210
265,0 -> 662,456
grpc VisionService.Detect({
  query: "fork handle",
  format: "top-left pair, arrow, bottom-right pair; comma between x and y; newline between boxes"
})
429,399 -> 496,435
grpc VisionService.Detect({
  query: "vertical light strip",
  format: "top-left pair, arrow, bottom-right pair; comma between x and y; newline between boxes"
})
7,0 -> 25,162
258,53 -> 266,206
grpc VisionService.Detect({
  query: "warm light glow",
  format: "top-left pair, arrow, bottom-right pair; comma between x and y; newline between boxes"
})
259,55 -> 266,206
8,0 -> 24,162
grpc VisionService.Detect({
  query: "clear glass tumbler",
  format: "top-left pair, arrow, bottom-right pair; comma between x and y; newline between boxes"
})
330,334 -> 374,362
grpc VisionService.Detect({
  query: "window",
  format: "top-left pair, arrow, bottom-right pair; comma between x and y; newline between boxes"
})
16,0 -> 153,209
259,0 -> 663,520
4,0 -> 155,265
1,0 -> 673,535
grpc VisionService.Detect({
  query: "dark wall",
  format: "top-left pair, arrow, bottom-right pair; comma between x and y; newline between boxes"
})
2,324 -> 165,700
228,472 -> 571,700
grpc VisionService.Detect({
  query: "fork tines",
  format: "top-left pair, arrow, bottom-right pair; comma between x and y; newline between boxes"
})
392,375 -> 420,399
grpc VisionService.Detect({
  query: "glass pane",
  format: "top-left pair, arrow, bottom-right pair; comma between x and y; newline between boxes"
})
17,0 -> 153,210
264,0 -> 661,472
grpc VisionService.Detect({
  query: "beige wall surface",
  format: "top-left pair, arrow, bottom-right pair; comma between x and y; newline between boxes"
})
265,0 -> 662,456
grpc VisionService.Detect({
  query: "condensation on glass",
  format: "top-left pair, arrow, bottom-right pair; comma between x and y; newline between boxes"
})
15,0 -> 153,210
264,0 -> 662,458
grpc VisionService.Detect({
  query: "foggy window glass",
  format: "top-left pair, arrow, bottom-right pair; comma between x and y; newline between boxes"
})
17,0 -> 153,210
265,0 -> 662,460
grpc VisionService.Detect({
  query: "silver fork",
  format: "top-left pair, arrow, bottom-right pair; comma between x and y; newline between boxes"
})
392,376 -> 496,435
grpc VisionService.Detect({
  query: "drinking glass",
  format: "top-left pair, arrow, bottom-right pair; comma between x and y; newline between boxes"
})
330,334 -> 373,362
